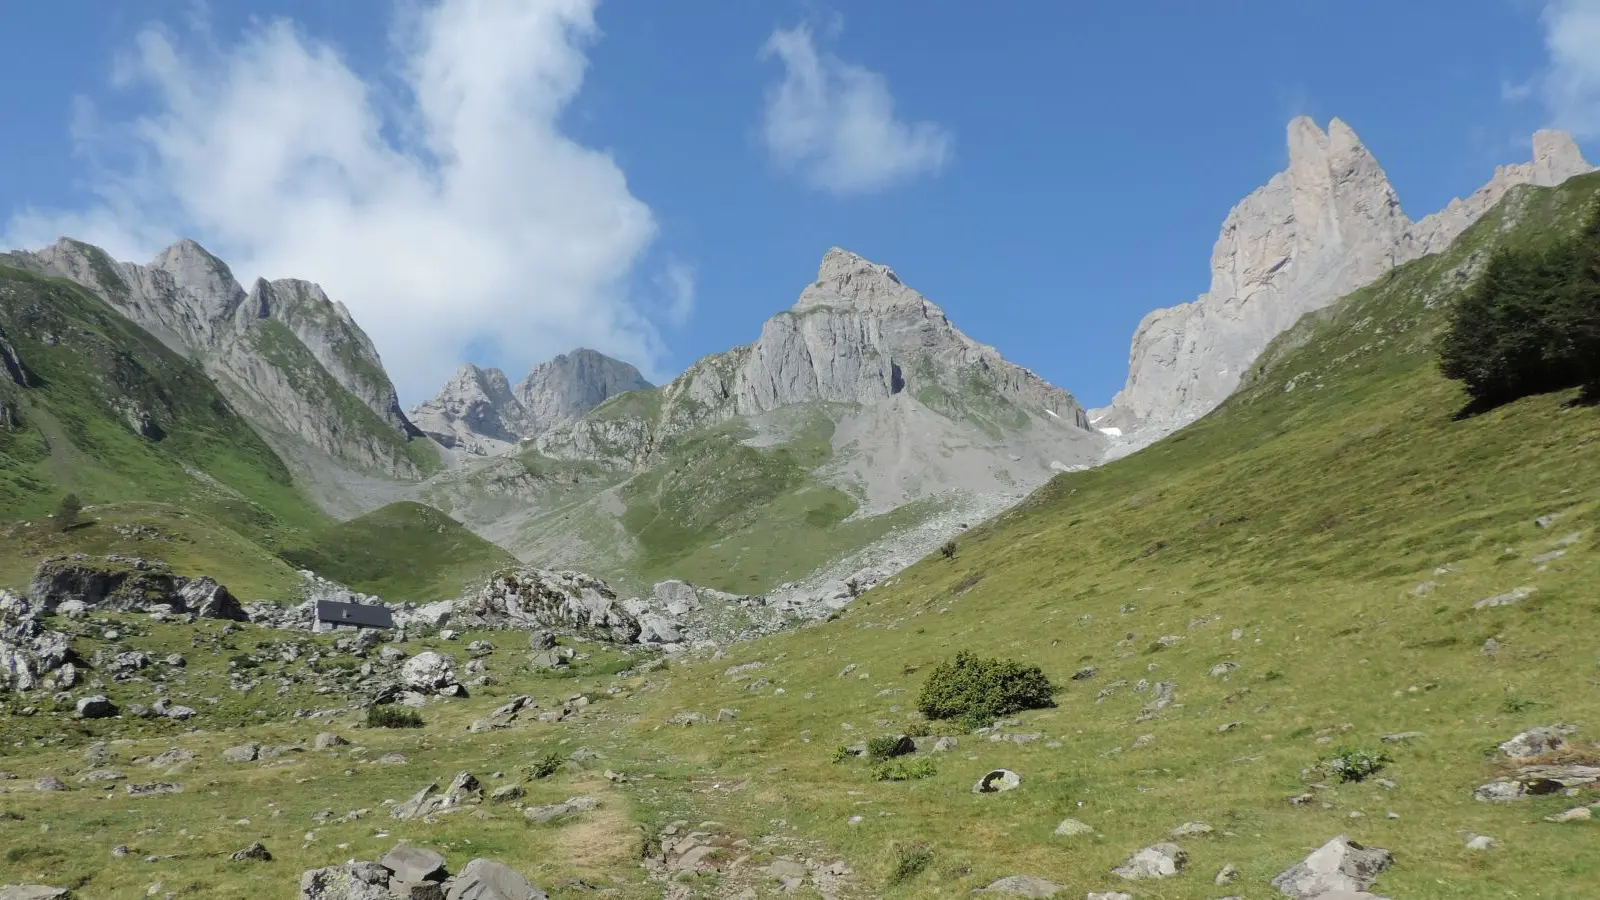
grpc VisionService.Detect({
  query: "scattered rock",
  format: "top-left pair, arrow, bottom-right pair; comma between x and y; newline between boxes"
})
33,777 -> 66,792
1071,666 -> 1098,681
400,652 -> 457,692
489,784 -> 524,803
1215,862 -> 1240,885
445,857 -> 547,899
1380,732 -> 1423,744
1464,834 -> 1495,851
0,887 -> 72,900
1475,764 -> 1600,801
381,845 -> 447,883
523,796 -> 597,824
1499,724 -> 1576,760
74,695 -> 115,719
972,769 -> 1021,794
1474,586 -> 1536,609
125,782 -> 182,797
230,842 -> 271,862
1053,818 -> 1094,837
1269,835 -> 1392,898
1545,806 -> 1592,823
1170,821 -> 1213,838
976,875 -> 1064,896
223,744 -> 261,763
298,861 -> 390,900
1112,843 -> 1186,880
314,733 -> 349,750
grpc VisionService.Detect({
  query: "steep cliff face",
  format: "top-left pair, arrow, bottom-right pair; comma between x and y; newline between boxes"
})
2,238 -> 431,479
409,349 -> 652,455
1095,119 -> 1594,447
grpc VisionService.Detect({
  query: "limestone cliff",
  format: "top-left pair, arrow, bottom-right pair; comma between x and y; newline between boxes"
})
1095,119 -> 1594,447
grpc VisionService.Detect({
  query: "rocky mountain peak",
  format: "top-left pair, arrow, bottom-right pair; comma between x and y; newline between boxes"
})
794,247 -> 922,313
149,238 -> 247,326
410,350 -> 651,456
1530,130 -> 1589,185
1095,117 -> 1594,449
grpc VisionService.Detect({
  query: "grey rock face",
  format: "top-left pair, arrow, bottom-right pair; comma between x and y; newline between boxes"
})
1096,119 -> 1594,446
410,350 -> 651,456
3,237 -> 428,477
1269,835 -> 1392,898
445,858 -> 548,899
975,875 -> 1064,896
443,569 -> 641,643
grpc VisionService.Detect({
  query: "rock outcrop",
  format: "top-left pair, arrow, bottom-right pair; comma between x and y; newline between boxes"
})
1,238 -> 430,477
27,555 -> 245,620
409,349 -> 651,456
1095,119 -> 1594,447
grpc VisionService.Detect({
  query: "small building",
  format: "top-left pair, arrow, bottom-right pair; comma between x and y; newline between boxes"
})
314,599 -> 395,631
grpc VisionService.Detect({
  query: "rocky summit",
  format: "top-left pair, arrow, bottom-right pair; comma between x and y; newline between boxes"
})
1092,119 -> 1594,450
409,349 -> 652,456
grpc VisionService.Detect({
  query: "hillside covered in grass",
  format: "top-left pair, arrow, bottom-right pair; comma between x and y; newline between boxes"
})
0,265 -> 328,546
610,173 -> 1600,896
278,501 -> 518,602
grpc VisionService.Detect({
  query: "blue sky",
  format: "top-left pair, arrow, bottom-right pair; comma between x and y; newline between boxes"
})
1,0 -> 1596,407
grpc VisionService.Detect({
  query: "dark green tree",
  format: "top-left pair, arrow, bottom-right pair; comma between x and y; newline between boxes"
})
54,493 -> 83,532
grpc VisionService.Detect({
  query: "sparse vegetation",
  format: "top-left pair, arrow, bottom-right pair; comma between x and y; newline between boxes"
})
938,540 -> 957,559
887,842 -> 935,886
916,650 -> 1057,728
529,750 -> 564,779
871,757 -> 937,782
365,705 -> 423,728
866,735 -> 914,760
1318,746 -> 1390,783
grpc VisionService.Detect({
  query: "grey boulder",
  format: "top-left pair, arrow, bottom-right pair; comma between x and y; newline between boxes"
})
1270,835 -> 1392,898
445,858 -> 548,899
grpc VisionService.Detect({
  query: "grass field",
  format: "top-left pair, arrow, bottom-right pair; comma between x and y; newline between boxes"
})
278,501 -> 518,603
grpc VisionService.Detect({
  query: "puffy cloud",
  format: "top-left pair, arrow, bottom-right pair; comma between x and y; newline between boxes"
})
758,21 -> 951,195
4,0 -> 674,403
1534,0 -> 1600,137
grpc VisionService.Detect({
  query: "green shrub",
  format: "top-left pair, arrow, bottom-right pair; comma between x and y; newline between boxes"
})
366,705 -> 423,729
1439,204 -> 1600,406
866,735 -> 914,760
905,720 -> 932,738
939,541 -> 957,560
916,650 -> 1057,729
872,757 -> 937,782
1318,746 -> 1389,783
888,842 -> 934,885
530,750 -> 564,779
54,493 -> 82,532
830,744 -> 854,764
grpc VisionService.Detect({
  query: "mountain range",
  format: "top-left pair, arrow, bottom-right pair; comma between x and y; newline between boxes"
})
0,115 -> 1591,606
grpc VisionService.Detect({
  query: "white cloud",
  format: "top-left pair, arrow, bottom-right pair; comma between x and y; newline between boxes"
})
1534,0 -> 1600,137
758,22 -> 951,195
656,259 -> 696,328
3,0 -> 677,403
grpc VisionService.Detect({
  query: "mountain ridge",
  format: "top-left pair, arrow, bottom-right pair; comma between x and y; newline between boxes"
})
1093,118 -> 1594,449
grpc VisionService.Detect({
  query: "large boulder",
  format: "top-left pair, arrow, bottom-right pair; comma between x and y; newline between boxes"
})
451,569 -> 640,643
0,887 -> 73,900
1499,725 -> 1577,760
444,858 -> 547,900
299,862 -> 391,900
381,844 -> 447,883
976,875 -> 1064,896
1270,835 -> 1392,898
401,652 -> 457,692
1112,843 -> 1186,880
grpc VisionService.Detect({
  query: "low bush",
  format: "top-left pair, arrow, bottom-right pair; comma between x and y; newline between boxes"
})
888,842 -> 934,885
530,750 -> 564,779
872,757 -> 937,782
917,650 -> 1058,729
866,735 -> 915,760
1318,746 -> 1389,783
366,705 -> 423,729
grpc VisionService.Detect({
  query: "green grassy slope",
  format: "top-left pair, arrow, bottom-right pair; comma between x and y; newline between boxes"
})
279,501 -> 517,602
0,265 -> 328,547
604,406 -> 937,593
610,174 -> 1600,897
